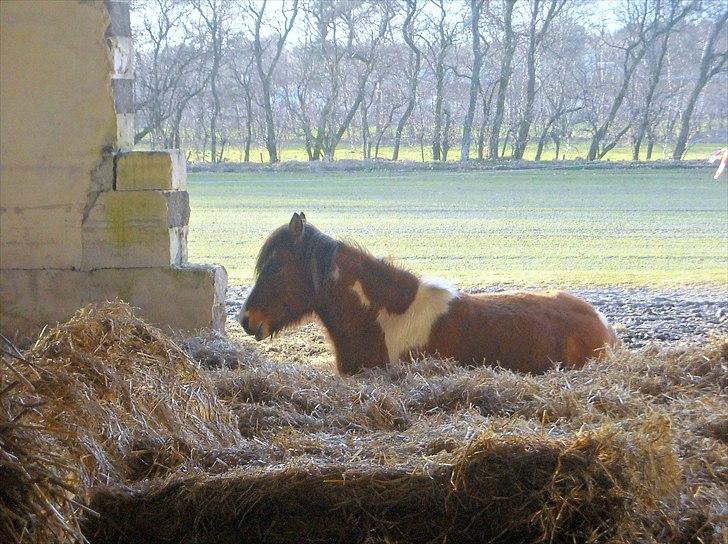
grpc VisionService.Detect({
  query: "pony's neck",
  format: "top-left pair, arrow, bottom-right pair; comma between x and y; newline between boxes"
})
314,244 -> 420,373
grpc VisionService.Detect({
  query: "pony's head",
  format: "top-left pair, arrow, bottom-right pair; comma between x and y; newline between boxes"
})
240,213 -> 339,340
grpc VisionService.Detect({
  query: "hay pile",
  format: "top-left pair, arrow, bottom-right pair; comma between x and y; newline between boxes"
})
20,302 -> 243,486
3,302 -> 726,543
0,302 -> 244,544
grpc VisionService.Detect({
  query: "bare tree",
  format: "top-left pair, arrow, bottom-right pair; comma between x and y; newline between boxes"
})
230,48 -> 257,162
629,0 -> 697,160
460,0 -> 488,161
512,0 -> 567,159
366,64 -> 404,158
476,80 -> 497,159
133,0 -> 210,147
585,0 -> 693,160
301,1 -> 394,161
423,0 -> 459,161
392,0 -> 423,160
672,5 -> 728,159
247,0 -> 299,163
487,0 -> 516,159
192,0 -> 232,162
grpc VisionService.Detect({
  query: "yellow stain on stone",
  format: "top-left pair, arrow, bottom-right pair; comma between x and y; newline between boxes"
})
103,192 -> 167,247
116,151 -> 186,191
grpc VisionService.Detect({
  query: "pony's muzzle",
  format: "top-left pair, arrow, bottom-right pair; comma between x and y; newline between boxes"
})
239,309 -> 270,340
239,311 -> 252,334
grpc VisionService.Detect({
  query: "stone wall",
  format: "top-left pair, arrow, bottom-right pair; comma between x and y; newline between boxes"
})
0,1 -> 226,341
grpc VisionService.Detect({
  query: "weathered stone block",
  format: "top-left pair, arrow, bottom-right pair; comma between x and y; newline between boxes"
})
116,113 -> 134,150
0,206 -> 83,269
81,190 -> 190,269
0,264 -> 227,341
116,150 -> 187,191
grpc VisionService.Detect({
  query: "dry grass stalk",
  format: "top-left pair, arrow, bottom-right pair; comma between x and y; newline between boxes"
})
1,352 -> 86,544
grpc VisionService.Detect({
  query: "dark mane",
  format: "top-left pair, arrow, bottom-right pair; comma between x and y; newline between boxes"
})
255,223 -> 341,297
254,225 -> 288,276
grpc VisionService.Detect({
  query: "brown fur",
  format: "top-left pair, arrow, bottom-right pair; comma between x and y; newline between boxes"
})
241,214 -> 618,375
424,291 -> 618,373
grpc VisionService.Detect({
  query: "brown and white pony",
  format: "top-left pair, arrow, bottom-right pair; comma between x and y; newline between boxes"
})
240,213 -> 618,375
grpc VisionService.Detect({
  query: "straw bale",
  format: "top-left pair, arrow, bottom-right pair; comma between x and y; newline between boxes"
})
198,335 -> 726,543
1,301 -> 248,544
83,423 -> 675,544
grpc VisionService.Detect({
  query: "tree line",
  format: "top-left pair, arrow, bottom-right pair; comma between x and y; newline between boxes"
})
132,0 -> 728,163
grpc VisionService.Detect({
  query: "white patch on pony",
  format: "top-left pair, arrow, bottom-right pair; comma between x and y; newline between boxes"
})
376,278 -> 457,363
331,265 -> 340,282
421,277 -> 460,299
595,309 -> 611,331
350,280 -> 371,308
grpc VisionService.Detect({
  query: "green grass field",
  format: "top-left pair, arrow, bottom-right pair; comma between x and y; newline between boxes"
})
187,169 -> 728,288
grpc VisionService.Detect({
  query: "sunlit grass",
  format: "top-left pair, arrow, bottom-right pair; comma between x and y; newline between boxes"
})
186,169 -> 728,288
184,141 -> 724,164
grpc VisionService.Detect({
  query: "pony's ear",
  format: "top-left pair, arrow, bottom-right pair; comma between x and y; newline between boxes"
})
289,212 -> 304,239
300,212 -> 307,223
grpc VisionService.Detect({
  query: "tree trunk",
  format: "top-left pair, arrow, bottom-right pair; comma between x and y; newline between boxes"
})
393,1 -> 421,161
487,0 -> 516,159
477,83 -> 495,159
552,132 -> 561,160
534,130 -> 547,161
535,118 -> 556,161
442,108 -> 452,161
432,60 -> 444,161
674,12 -> 727,158
209,58 -> 221,163
460,0 -> 484,161
260,82 -> 278,162
361,104 -> 370,159
513,42 -> 537,160
500,130 -> 510,158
